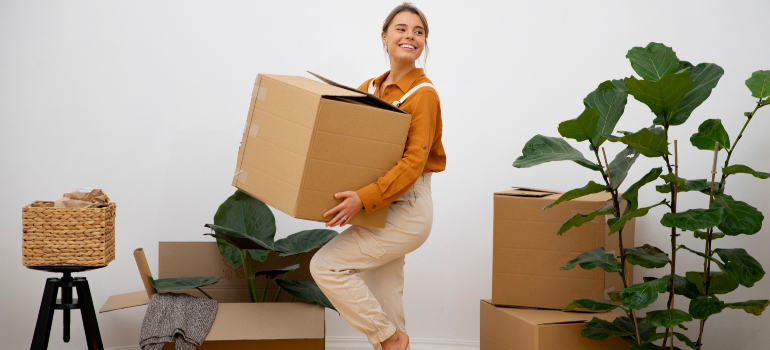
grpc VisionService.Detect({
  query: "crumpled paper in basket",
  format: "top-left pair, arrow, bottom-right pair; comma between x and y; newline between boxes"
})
53,189 -> 110,208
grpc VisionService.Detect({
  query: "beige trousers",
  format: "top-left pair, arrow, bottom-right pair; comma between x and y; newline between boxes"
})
310,173 -> 433,349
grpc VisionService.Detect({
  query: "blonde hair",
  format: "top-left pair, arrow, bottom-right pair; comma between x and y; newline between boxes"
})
382,2 -> 429,66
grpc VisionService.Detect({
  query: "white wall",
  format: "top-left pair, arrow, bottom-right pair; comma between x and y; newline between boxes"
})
2,1 -> 769,349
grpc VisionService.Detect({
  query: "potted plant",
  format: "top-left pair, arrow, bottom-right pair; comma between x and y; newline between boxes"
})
513,42 -> 768,349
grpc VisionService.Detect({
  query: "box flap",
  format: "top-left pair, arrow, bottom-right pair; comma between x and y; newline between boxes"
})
205,302 -> 325,340
307,71 -> 406,114
260,73 -> 361,100
480,300 -> 617,325
496,187 -> 613,202
495,187 -> 562,198
99,290 -> 150,313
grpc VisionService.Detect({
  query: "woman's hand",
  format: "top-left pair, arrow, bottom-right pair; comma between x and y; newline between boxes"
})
323,191 -> 363,228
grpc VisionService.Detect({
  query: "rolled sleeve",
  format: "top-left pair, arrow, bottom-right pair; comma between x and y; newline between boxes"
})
357,90 -> 439,213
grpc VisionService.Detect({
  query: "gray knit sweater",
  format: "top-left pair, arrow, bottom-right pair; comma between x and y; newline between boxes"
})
140,293 -> 218,350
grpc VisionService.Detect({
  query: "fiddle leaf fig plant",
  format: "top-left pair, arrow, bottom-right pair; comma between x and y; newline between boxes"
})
204,190 -> 338,309
514,42 -> 768,349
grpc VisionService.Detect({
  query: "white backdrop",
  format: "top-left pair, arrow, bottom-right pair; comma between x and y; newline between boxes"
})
2,1 -> 770,349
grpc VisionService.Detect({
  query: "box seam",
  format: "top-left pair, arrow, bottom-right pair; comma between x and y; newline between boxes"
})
295,97 -> 323,215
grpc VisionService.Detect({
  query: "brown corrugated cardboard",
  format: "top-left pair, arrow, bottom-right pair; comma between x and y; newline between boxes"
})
100,243 -> 325,349
233,73 -> 412,228
492,187 -> 635,310
480,300 -> 628,350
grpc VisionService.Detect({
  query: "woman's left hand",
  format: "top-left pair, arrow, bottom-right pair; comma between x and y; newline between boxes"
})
323,191 -> 363,227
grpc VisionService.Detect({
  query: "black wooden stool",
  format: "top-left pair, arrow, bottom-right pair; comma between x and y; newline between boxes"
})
28,266 -> 105,350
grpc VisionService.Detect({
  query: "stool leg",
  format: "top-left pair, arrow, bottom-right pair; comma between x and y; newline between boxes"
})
30,278 -> 60,350
74,277 -> 104,350
60,272 -> 73,343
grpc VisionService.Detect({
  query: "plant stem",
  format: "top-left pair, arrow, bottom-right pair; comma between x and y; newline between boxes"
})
661,127 -> 678,350
246,253 -> 259,302
241,250 -> 256,302
696,101 -> 764,349
261,277 -> 270,302
274,254 -> 301,302
596,146 -> 641,344
196,287 -> 214,299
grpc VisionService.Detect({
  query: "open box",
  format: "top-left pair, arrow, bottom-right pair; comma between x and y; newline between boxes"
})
233,73 -> 412,228
492,187 -> 635,310
100,242 -> 325,349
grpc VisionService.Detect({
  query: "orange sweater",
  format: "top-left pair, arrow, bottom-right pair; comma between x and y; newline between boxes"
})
355,68 -> 446,214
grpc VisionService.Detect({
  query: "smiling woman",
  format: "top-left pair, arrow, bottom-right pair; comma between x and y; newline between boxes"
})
309,3 -> 446,350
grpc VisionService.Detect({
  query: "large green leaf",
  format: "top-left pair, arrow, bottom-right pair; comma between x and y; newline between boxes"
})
725,300 -> 770,316
563,299 -> 621,312
274,279 -> 336,311
746,70 -> 770,98
693,230 -> 725,240
672,274 -> 701,300
669,63 -> 724,125
621,276 -> 671,310
209,190 -> 277,267
561,246 -> 620,273
581,317 -> 632,340
149,276 -> 223,290
685,271 -> 739,295
513,135 -> 602,171
690,119 -> 730,150
622,167 -> 664,214
613,316 -> 657,343
660,207 -> 726,231
723,164 -> 770,179
660,172 -> 686,187
689,295 -> 724,319
608,127 -> 670,157
274,229 -> 338,256
608,146 -> 639,190
624,244 -> 670,269
648,332 -> 696,349
584,80 -> 629,147
543,181 -> 608,210
253,264 -> 299,279
607,200 -> 667,235
557,203 -> 615,235
558,108 -> 599,142
656,179 -> 713,194
626,43 -> 680,82
205,224 -> 274,251
624,72 -> 694,125
714,248 -> 766,287
713,194 -> 764,236
679,245 -> 726,272
645,308 -> 693,328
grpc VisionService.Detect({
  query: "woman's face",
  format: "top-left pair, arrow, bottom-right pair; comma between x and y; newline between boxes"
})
382,12 -> 425,66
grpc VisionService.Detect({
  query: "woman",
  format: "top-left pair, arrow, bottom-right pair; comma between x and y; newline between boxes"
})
310,3 -> 445,350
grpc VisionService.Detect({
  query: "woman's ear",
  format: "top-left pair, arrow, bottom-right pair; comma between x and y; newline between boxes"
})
381,32 -> 387,44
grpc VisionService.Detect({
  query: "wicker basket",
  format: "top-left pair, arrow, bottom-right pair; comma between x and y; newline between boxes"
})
22,201 -> 116,266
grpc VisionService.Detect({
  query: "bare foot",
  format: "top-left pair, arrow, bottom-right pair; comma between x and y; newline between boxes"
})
381,328 -> 409,350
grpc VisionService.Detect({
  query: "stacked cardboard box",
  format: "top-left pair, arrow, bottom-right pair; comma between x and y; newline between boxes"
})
482,187 -> 635,350
101,243 -> 325,349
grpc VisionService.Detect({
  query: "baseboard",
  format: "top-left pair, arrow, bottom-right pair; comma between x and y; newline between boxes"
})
108,337 -> 479,350
325,336 -> 479,350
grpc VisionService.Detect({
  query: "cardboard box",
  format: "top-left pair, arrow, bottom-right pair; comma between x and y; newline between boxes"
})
492,188 -> 635,310
233,73 -> 412,228
480,300 -> 628,350
100,243 -> 325,349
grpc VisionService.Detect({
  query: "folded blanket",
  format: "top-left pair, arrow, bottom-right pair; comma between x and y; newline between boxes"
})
140,293 -> 218,350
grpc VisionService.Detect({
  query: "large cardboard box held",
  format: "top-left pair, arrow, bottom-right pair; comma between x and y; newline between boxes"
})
100,242 -> 325,349
480,300 -> 628,350
233,73 -> 412,228
492,188 -> 635,310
